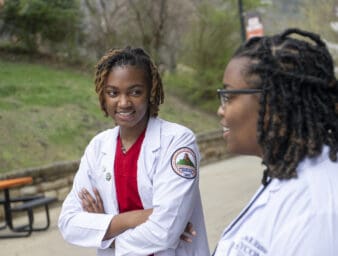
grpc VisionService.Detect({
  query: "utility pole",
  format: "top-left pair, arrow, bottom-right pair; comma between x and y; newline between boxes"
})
238,0 -> 246,42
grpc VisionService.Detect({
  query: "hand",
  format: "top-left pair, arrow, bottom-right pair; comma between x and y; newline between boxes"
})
180,222 -> 196,243
79,187 -> 104,213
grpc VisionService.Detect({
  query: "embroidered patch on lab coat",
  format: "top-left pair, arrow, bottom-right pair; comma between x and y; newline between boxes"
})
231,236 -> 268,256
171,147 -> 197,179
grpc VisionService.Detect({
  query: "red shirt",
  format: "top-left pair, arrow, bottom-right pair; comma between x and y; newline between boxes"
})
114,130 -> 146,213
114,130 -> 154,255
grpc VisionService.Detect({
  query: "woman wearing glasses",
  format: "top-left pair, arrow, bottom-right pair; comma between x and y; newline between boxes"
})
214,28 -> 338,255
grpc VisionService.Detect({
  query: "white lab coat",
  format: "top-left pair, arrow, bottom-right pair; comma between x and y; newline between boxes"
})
213,146 -> 338,256
58,117 -> 210,256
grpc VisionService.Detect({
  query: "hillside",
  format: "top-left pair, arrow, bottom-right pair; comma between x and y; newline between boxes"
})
0,59 -> 220,173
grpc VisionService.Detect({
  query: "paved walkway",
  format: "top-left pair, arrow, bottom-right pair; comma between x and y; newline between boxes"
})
1,155 -> 263,255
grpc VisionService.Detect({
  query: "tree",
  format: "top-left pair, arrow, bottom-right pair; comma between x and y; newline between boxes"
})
262,0 -> 338,62
125,0 -> 192,67
0,0 -> 81,53
299,0 -> 338,38
81,0 -> 127,59
81,0 -> 193,68
299,0 -> 338,63
174,0 -> 262,111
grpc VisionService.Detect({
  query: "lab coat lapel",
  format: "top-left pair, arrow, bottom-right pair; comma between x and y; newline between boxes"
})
143,117 -> 161,152
222,179 -> 281,238
137,118 -> 161,208
100,128 -> 119,214
253,179 -> 281,208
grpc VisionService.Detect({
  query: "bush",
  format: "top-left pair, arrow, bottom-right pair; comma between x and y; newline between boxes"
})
163,67 -> 220,113
0,0 -> 81,53
175,2 -> 240,112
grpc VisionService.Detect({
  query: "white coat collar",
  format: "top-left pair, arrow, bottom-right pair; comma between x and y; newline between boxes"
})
101,128 -> 119,155
253,178 -> 281,207
296,145 -> 330,172
143,117 -> 161,152
100,117 -> 161,156
253,146 -> 333,215
252,146 -> 330,208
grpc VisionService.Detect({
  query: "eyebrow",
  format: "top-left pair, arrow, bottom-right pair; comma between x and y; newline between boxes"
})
105,84 -> 145,89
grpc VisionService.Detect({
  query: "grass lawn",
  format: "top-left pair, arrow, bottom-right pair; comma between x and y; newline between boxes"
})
0,59 -> 219,173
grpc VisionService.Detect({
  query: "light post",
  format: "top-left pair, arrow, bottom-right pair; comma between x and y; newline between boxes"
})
238,0 -> 246,42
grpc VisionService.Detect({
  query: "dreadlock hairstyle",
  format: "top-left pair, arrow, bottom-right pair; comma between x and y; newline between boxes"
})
94,46 -> 164,117
233,28 -> 338,184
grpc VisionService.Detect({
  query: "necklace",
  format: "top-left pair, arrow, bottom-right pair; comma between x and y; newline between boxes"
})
121,144 -> 126,153
119,132 -> 127,153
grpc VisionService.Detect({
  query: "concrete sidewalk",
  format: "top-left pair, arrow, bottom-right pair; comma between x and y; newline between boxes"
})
1,155 -> 263,255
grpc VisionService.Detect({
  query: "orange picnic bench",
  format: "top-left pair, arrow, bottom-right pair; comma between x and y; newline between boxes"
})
0,177 -> 57,238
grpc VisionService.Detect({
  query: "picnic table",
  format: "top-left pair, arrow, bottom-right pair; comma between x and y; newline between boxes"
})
0,176 -> 56,238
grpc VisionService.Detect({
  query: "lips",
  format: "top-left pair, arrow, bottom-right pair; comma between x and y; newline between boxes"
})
117,111 -> 134,116
115,110 -> 135,121
220,124 -> 230,138
222,126 -> 230,133
219,121 -> 229,132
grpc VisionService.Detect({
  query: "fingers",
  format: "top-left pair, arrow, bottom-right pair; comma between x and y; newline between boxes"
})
79,188 -> 102,213
180,234 -> 193,243
184,222 -> 196,236
180,222 -> 196,243
79,188 -> 95,212
93,187 -> 104,212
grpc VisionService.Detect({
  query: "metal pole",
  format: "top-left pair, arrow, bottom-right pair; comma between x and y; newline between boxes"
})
238,0 -> 246,42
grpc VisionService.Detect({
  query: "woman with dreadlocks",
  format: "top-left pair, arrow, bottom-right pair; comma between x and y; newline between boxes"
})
58,47 -> 209,256
214,28 -> 338,256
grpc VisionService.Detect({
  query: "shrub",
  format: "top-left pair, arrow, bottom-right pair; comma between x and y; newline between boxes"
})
0,0 -> 81,53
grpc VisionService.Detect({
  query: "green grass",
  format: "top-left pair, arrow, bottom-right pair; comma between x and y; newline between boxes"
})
0,61 -> 95,109
0,59 -> 219,173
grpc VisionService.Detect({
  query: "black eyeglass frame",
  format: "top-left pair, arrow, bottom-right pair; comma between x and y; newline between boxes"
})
217,88 -> 263,106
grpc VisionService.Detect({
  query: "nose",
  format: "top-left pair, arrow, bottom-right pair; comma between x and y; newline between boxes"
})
217,105 -> 224,117
117,94 -> 130,107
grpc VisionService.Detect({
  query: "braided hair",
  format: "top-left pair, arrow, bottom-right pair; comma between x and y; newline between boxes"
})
94,46 -> 164,117
233,28 -> 338,184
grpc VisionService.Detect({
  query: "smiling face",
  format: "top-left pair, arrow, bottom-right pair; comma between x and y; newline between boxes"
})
104,65 -> 150,133
217,57 -> 262,157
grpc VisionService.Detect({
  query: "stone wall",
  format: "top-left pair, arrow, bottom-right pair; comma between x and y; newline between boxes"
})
0,130 -> 228,220
197,130 -> 230,165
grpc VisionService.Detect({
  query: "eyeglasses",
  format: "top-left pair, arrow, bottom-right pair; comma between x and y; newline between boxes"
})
217,88 -> 263,106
